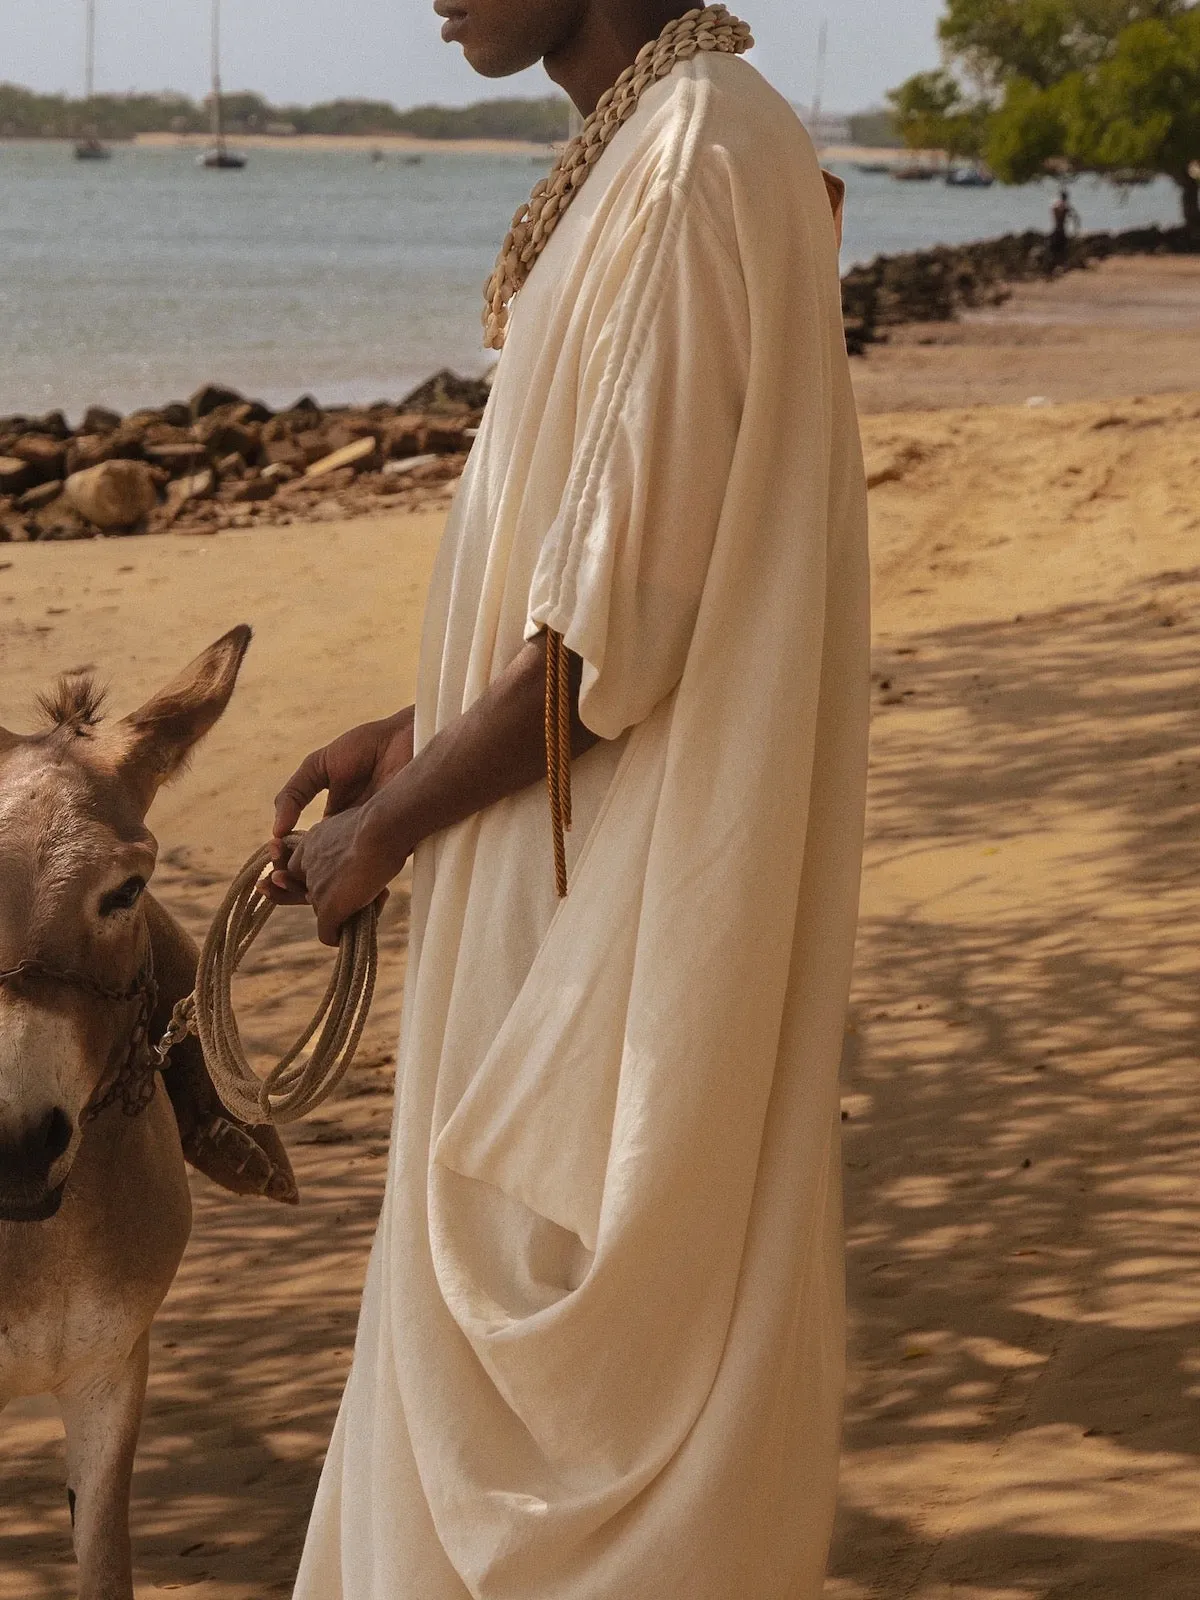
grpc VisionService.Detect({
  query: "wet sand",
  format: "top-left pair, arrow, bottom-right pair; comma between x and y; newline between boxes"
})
2,258 -> 1200,1596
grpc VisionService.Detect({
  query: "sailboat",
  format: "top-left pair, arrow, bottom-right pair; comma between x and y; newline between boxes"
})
74,0 -> 111,160
200,0 -> 247,170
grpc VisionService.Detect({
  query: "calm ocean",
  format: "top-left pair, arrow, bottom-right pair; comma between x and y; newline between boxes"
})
0,140 -> 1183,419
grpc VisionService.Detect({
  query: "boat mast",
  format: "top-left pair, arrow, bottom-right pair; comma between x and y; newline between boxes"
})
84,0 -> 96,102
210,0 -> 225,155
810,18 -> 828,137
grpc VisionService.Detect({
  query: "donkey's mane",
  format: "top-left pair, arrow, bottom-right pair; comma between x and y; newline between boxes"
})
36,674 -> 108,733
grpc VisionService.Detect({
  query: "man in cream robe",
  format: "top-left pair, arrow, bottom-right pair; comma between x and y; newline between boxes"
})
283,29 -> 869,1600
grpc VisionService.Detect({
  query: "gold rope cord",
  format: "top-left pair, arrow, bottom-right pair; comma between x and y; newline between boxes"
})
545,629 -> 573,897
482,6 -> 753,352
501,9 -> 753,896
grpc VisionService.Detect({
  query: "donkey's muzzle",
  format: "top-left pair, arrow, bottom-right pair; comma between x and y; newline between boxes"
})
0,1107 -> 72,1221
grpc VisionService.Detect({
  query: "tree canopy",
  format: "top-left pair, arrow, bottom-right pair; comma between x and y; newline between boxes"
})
888,0 -> 1200,231
0,84 -> 572,146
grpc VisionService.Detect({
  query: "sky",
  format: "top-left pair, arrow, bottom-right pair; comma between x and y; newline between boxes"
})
6,0 -> 945,112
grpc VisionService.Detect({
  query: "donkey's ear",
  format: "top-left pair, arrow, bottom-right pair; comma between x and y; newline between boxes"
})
112,626 -> 252,809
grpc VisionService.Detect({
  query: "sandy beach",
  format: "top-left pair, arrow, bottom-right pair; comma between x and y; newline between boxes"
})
2,254 -> 1200,1596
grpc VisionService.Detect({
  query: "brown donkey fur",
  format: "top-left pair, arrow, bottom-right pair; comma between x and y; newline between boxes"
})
0,628 -> 296,1600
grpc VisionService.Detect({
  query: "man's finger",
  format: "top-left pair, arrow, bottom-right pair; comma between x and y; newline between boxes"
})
273,748 -> 331,839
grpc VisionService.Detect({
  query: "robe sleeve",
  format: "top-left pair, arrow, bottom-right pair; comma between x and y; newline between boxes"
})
526,188 -> 751,741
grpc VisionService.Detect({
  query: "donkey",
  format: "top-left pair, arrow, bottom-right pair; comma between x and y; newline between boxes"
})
0,627 -> 297,1600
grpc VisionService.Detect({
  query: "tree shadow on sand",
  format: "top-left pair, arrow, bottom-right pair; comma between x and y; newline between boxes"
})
830,570 -> 1200,1596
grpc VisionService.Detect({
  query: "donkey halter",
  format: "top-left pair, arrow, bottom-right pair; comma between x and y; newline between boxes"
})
0,957 -> 160,1126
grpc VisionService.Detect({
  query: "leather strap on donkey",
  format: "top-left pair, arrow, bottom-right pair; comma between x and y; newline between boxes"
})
0,957 -> 159,1124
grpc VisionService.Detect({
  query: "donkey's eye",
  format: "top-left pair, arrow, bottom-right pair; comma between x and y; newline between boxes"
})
99,876 -> 146,917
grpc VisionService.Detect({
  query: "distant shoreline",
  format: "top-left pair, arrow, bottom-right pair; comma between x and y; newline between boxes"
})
140,132 -> 553,156
1,133 -> 910,165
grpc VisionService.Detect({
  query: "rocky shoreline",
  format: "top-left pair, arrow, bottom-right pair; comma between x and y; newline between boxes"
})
842,222 -> 1198,353
0,370 -> 489,544
3,224 -> 1196,545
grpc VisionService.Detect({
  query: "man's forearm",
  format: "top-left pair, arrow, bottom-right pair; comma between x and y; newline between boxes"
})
359,632 -> 598,870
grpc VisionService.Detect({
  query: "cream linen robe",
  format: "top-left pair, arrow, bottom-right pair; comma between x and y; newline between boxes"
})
294,52 -> 869,1600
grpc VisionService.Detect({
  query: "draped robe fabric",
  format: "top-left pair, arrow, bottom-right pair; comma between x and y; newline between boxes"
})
293,53 -> 870,1600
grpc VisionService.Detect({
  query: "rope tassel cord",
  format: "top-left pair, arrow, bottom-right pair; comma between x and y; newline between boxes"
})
163,839 -> 379,1127
545,629 -> 574,897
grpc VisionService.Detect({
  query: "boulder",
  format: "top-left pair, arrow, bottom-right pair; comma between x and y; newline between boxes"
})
64,460 -> 160,530
82,405 -> 123,434
159,402 -> 193,429
304,437 -> 380,479
189,383 -> 245,420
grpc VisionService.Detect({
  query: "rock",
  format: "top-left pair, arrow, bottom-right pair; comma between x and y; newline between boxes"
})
228,477 -> 277,503
10,433 -> 68,480
231,400 -> 274,425
399,369 -> 492,415
304,437 -> 380,479
17,479 -> 63,511
159,402 -> 192,429
263,438 -> 308,472
165,468 -> 215,507
82,405 -> 123,434
189,383 -> 245,420
216,453 -> 247,478
425,421 -> 472,454
144,441 -> 209,474
66,430 -> 144,474
261,461 -> 297,482
0,457 -> 35,495
64,460 -> 160,530
384,416 -> 427,458
26,410 -> 71,440
199,419 -> 260,464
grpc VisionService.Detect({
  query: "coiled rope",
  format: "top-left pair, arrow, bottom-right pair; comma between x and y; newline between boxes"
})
482,5 -> 753,351
159,837 -> 378,1126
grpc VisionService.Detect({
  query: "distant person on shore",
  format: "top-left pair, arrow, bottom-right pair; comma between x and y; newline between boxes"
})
267,4 -> 869,1598
1049,186 -> 1081,272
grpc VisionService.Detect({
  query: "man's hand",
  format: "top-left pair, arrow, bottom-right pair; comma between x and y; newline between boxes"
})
273,707 -> 416,837
270,809 -> 403,948
266,707 -> 415,911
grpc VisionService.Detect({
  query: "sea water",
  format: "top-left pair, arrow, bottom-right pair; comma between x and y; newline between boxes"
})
0,140 -> 1183,419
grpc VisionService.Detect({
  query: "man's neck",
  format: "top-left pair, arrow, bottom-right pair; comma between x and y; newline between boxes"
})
545,2 -> 696,118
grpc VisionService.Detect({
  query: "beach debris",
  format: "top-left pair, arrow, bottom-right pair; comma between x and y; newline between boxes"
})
305,436 -> 380,479
382,453 -> 438,477
65,460 -> 160,530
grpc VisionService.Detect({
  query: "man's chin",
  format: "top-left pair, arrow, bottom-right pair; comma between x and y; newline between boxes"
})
0,1186 -> 64,1224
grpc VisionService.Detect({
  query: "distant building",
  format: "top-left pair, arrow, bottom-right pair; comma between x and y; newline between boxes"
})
795,109 -> 852,148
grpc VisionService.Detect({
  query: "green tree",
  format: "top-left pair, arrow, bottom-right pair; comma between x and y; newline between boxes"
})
889,1 -> 1200,232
